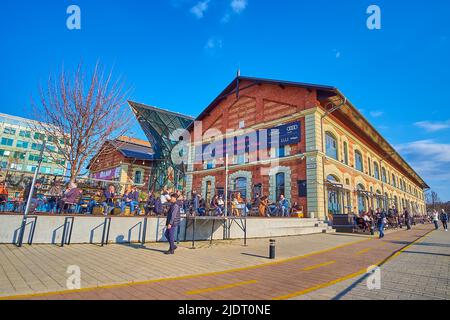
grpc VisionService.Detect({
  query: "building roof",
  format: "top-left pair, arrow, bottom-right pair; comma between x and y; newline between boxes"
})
110,137 -> 154,161
188,76 -> 429,189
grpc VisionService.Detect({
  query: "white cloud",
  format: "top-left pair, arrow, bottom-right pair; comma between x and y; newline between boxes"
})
395,140 -> 450,199
190,0 -> 210,19
204,36 -> 223,51
414,120 -> 450,132
231,0 -> 247,13
370,111 -> 384,118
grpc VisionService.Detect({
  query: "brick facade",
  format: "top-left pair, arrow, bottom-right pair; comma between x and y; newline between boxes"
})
88,139 -> 153,193
185,77 -> 427,220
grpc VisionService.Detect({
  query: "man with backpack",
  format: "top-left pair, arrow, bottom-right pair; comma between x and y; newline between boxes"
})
440,209 -> 448,231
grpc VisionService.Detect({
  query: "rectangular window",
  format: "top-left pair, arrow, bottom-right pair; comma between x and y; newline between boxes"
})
19,130 -> 31,138
34,132 -> 45,140
13,151 -> 26,160
1,138 -> 14,146
31,143 -> 43,151
16,140 -> 29,149
298,180 -> 307,197
53,168 -> 65,175
39,167 -> 51,174
26,165 -> 36,173
29,154 -> 40,161
3,127 -> 16,135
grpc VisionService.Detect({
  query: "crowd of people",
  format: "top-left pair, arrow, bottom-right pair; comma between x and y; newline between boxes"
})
351,206 -> 428,238
0,179 -> 303,218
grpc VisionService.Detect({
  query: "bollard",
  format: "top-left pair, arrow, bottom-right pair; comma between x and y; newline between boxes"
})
269,239 -> 276,259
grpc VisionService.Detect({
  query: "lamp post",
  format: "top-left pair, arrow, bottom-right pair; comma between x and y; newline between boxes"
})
17,140 -> 46,247
224,153 -> 229,217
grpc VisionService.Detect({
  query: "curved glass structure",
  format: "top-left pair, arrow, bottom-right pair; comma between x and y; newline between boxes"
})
128,101 -> 194,192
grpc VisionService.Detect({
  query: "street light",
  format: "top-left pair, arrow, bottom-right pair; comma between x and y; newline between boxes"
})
17,140 -> 46,247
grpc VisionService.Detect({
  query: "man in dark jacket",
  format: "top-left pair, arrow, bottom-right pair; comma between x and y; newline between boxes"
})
165,193 -> 180,255
404,208 -> 411,230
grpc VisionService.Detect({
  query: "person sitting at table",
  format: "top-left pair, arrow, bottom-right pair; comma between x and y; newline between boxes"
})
0,182 -> 9,212
277,194 -> 290,217
217,196 -> 225,216
210,195 -> 221,216
47,181 -> 62,213
197,195 -> 206,216
102,185 -> 116,215
88,191 -> 102,214
23,180 -> 42,213
145,191 -> 156,215
259,196 -> 269,217
121,185 -> 139,214
58,182 -> 82,213
231,193 -> 240,217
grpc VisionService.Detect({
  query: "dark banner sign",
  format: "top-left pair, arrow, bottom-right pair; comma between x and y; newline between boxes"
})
195,121 -> 301,161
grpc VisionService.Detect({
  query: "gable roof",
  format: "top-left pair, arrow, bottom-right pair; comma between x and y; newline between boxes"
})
188,76 -> 429,189
110,138 -> 154,161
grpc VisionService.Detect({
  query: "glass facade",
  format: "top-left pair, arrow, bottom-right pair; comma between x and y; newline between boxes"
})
129,102 -> 194,192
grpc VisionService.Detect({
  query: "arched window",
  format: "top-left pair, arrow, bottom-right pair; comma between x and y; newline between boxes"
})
327,175 -> 341,215
392,174 -> 396,187
325,132 -> 338,160
373,162 -> 380,180
375,190 -> 383,209
355,150 -> 363,172
368,158 -> 372,176
343,141 -> 349,165
275,173 -> 285,201
381,168 -> 387,183
234,177 -> 247,199
134,170 -> 142,184
357,184 -> 366,213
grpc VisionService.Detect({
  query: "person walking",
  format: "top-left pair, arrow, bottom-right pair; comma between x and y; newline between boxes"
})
432,210 -> 439,230
164,193 -> 181,254
440,209 -> 448,231
404,208 -> 412,230
377,210 -> 387,239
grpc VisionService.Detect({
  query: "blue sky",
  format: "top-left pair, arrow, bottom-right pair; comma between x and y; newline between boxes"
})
0,0 -> 449,200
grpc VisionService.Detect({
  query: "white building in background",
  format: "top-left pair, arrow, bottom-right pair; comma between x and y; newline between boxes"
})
0,113 -> 66,176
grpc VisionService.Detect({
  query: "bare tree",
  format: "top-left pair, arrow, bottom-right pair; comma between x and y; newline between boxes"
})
31,63 -> 131,183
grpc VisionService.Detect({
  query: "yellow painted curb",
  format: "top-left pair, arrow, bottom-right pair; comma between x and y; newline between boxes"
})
0,236 -> 372,300
272,227 -> 435,300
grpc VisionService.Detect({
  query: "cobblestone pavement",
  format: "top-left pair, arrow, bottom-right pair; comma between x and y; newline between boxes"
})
292,227 -> 450,300
0,224 -> 435,300
0,231 -> 371,298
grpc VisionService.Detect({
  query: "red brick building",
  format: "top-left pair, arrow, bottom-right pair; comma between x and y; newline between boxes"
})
185,76 -> 428,219
88,136 -> 154,192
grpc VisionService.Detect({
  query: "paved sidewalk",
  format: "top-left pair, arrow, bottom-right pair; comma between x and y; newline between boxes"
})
0,224 -> 434,300
292,227 -> 450,300
0,231 -> 369,298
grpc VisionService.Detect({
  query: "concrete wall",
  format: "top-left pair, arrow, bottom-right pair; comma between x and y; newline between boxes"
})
0,214 -> 325,245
